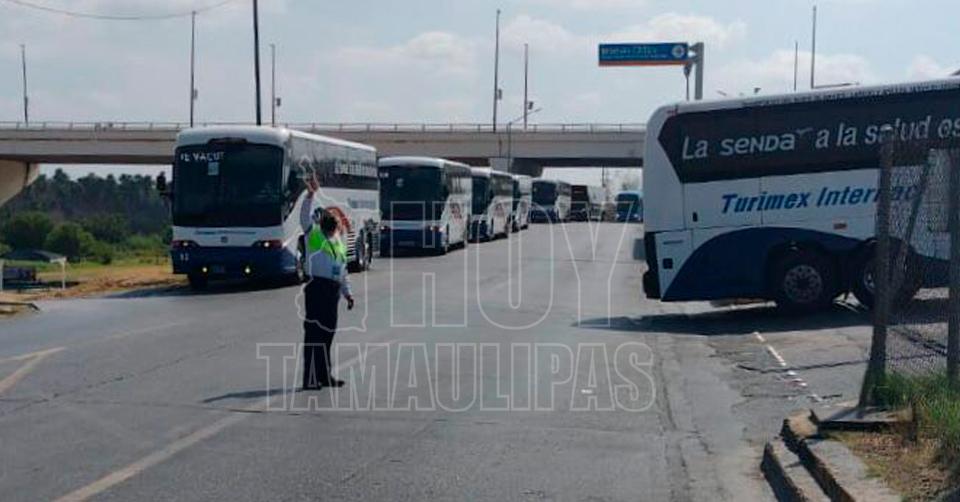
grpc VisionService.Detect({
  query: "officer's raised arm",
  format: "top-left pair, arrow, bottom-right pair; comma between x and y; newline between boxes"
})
300,175 -> 318,233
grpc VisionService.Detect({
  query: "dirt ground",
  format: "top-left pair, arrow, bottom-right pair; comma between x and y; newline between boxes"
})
835,431 -> 954,501
1,263 -> 184,303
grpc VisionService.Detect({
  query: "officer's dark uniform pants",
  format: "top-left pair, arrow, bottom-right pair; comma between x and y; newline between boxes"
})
303,277 -> 341,388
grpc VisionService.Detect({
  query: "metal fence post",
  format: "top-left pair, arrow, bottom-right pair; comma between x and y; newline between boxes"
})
860,125 -> 895,407
949,149 -> 960,382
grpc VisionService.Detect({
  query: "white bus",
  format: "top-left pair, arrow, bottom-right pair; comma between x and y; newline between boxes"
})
570,184 -> 604,221
512,174 -> 532,232
530,179 -> 572,223
643,79 -> 960,311
170,126 -> 380,289
378,156 -> 472,255
470,168 -> 513,241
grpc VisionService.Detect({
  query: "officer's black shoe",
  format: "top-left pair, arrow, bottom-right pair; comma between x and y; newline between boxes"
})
319,378 -> 345,388
301,384 -> 323,391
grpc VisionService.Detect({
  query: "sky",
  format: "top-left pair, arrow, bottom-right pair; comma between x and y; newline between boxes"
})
1,0 -> 958,184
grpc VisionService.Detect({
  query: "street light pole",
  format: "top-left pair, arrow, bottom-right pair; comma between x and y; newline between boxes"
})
492,8 -> 501,133
507,107 -> 541,174
810,5 -> 817,90
20,44 -> 29,125
189,11 -> 196,127
523,43 -> 529,130
270,43 -> 277,127
252,0 -> 263,126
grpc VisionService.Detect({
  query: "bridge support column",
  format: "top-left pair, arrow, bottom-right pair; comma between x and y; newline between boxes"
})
0,160 -> 40,207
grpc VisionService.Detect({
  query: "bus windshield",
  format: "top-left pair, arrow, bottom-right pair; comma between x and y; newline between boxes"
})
617,193 -> 640,211
472,176 -> 490,214
532,183 -> 556,205
173,144 -> 283,228
381,166 -> 445,221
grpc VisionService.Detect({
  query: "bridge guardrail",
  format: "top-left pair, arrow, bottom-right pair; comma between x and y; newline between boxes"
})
0,121 -> 645,134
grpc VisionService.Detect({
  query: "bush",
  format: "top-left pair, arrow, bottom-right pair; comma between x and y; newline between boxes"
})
125,233 -> 165,252
0,241 -> 9,256
45,223 -> 97,260
81,214 -> 130,244
1,211 -> 55,250
88,240 -> 115,265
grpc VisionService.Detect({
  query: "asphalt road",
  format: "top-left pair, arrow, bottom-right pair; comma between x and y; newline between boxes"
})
0,223 -> 877,501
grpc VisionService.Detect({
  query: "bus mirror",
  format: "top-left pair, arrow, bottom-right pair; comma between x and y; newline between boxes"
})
156,172 -> 168,195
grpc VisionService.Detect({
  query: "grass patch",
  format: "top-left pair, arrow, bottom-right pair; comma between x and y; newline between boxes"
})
855,371 -> 960,499
874,372 -> 960,463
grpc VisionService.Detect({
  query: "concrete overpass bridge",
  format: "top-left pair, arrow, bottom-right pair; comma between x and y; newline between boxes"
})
0,121 -> 645,205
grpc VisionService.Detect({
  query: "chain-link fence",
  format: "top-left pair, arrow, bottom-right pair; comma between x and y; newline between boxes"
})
862,131 -> 960,403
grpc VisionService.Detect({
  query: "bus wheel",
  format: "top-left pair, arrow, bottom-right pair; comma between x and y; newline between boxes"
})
851,249 -> 921,310
293,242 -> 306,284
771,249 -> 838,313
348,232 -> 369,273
188,273 -> 208,291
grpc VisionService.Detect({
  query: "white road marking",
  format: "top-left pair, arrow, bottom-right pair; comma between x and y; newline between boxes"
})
53,343 -> 391,502
754,333 -> 823,404
0,347 -> 64,396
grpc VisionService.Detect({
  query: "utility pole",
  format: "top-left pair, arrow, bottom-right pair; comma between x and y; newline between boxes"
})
20,44 -> 29,125
793,40 -> 799,92
270,43 -> 277,127
810,5 -> 817,90
492,8 -> 501,132
252,0 -> 263,126
689,42 -> 705,100
523,43 -> 529,130
189,11 -> 197,127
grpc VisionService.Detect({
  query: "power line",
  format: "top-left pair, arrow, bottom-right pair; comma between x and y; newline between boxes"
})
0,0 -> 240,20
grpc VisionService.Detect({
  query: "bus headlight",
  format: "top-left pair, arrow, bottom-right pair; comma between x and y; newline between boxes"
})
172,240 -> 198,249
252,240 -> 282,249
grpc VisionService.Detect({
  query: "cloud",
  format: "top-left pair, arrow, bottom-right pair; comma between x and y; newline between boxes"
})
608,13 -> 747,49
714,49 -> 875,96
529,0 -> 647,10
333,31 -> 479,79
907,55 -> 956,80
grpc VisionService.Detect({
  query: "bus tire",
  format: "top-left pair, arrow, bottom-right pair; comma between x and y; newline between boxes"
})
188,273 -> 208,291
292,241 -> 306,284
770,249 -> 839,313
851,247 -> 921,310
348,231 -> 369,273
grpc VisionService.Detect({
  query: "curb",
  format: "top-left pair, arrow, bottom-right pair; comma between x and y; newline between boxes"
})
761,410 -> 900,502
762,440 -> 830,502
0,301 -> 40,314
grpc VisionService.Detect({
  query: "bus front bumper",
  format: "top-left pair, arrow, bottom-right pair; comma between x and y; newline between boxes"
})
380,226 -> 445,251
642,232 -> 661,299
530,209 -> 558,223
171,246 -> 296,278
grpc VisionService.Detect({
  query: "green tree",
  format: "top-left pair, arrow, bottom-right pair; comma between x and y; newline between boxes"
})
1,211 -> 55,250
45,223 -> 96,260
81,214 -> 130,244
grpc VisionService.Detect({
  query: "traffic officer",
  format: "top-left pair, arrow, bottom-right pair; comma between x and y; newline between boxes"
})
300,181 -> 355,390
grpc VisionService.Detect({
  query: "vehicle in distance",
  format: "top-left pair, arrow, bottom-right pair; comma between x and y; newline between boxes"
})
616,190 -> 643,222
170,126 -> 380,289
530,179 -> 572,223
378,156 -> 472,255
512,174 -> 532,232
643,78 -> 960,312
570,184 -> 604,221
470,168 -> 513,241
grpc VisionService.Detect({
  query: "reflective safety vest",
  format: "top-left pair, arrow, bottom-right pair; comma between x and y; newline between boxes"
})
307,229 -> 347,263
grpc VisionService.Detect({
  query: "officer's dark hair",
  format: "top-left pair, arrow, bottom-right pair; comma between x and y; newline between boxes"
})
319,210 -> 339,234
